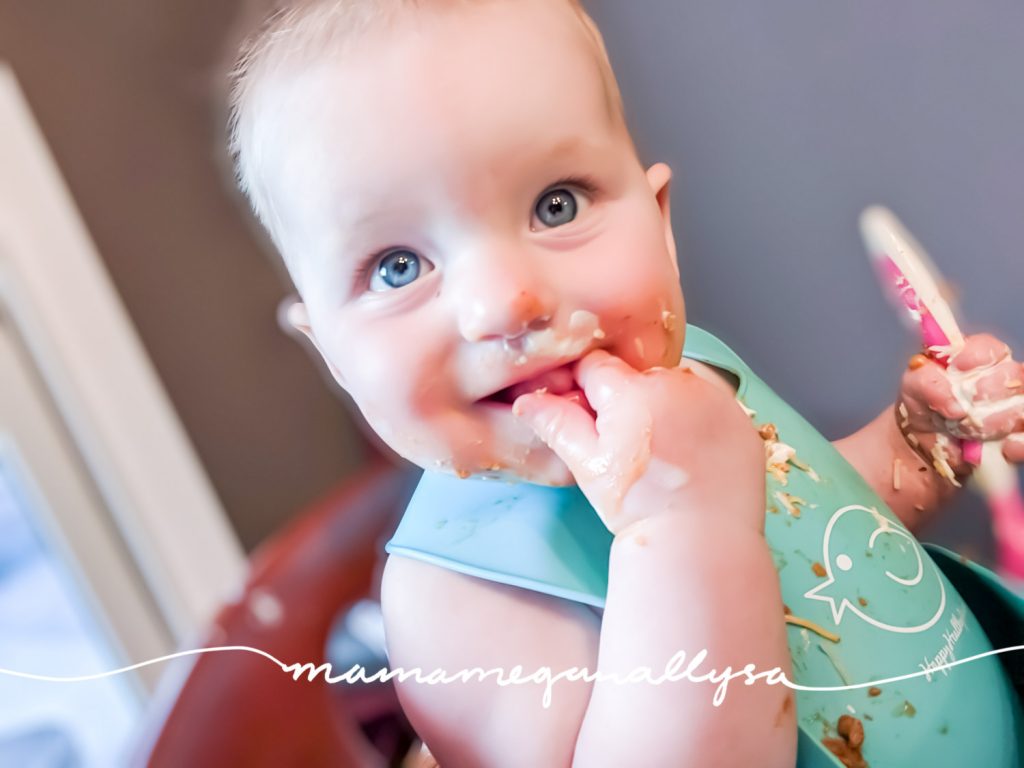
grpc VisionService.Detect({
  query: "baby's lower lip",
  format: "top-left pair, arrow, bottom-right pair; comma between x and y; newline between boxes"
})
482,363 -> 577,405
478,386 -> 595,417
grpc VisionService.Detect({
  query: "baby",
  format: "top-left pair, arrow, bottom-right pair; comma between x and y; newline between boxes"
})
227,1 -> 1024,765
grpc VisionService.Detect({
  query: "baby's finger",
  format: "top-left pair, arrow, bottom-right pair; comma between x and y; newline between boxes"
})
951,333 -> 1012,371
513,391 -> 600,478
901,358 -> 967,422
1004,434 -> 1024,464
969,406 -> 1024,442
574,349 -> 637,413
966,359 -> 1024,402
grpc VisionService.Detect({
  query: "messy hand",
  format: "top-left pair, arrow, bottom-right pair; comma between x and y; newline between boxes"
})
898,333 -> 1024,484
512,350 -> 764,536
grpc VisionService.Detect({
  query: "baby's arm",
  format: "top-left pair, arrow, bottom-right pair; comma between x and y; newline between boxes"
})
515,353 -> 796,767
835,334 -> 1024,532
381,554 -> 601,768
832,403 -> 950,531
575,516 -> 794,766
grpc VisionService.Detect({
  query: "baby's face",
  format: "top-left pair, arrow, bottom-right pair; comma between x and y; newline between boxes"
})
259,0 -> 685,484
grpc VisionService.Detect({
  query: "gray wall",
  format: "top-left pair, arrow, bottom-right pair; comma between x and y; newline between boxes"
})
0,0 -> 368,551
587,0 -> 1024,560
1,1 -> 1020,559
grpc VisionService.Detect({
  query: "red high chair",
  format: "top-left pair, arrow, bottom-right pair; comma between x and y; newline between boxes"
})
134,455 -> 423,767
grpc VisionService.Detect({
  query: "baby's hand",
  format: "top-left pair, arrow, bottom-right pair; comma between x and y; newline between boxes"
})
512,350 -> 765,535
898,333 -> 1024,483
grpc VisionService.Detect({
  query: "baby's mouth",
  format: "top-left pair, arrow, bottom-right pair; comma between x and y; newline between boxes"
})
478,362 -> 594,415
481,362 -> 575,404
474,309 -> 604,411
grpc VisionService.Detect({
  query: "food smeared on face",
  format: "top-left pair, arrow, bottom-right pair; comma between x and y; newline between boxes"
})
254,0 -> 685,484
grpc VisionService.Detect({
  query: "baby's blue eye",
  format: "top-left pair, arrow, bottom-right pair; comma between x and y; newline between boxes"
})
534,188 -> 578,228
371,249 -> 425,291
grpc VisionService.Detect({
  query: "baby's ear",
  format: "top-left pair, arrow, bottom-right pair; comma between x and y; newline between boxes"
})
280,299 -> 313,338
645,162 -> 678,276
278,298 -> 347,387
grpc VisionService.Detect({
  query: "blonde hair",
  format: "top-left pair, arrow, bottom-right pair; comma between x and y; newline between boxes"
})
227,0 -> 624,245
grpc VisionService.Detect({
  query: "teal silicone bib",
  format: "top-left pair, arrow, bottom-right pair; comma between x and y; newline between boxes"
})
387,325 -> 1024,766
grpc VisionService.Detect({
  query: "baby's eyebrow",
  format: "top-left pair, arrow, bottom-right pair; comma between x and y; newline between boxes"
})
350,207 -> 396,229
329,207 -> 432,277
341,202 -> 423,242
535,136 -> 593,163
518,135 -> 610,185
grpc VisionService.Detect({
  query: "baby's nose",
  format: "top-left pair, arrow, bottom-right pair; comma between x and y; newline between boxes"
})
456,258 -> 554,343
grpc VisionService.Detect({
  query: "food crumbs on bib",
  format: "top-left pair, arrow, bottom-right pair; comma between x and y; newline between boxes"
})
776,490 -> 811,518
789,455 -> 821,482
811,561 -> 827,578
822,715 -> 868,768
867,687 -> 881,697
784,613 -> 840,643
893,700 -> 916,718
858,597 -> 868,607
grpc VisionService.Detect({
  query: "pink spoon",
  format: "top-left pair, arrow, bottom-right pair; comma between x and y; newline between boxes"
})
860,206 -> 1024,582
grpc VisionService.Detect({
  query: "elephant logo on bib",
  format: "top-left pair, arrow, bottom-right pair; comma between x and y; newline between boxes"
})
803,504 -> 946,633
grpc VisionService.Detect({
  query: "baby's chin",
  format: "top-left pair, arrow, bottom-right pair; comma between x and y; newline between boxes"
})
399,436 -> 577,487
483,451 -> 577,487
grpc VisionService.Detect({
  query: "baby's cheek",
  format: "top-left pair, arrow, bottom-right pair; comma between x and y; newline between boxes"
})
601,230 -> 683,367
611,283 -> 685,370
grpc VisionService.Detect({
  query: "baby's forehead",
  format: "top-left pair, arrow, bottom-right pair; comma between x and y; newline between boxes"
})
233,3 -> 622,180
244,3 -> 624,220
272,2 -> 616,117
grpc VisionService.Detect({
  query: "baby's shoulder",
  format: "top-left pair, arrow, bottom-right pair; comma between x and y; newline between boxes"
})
380,554 -> 601,765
